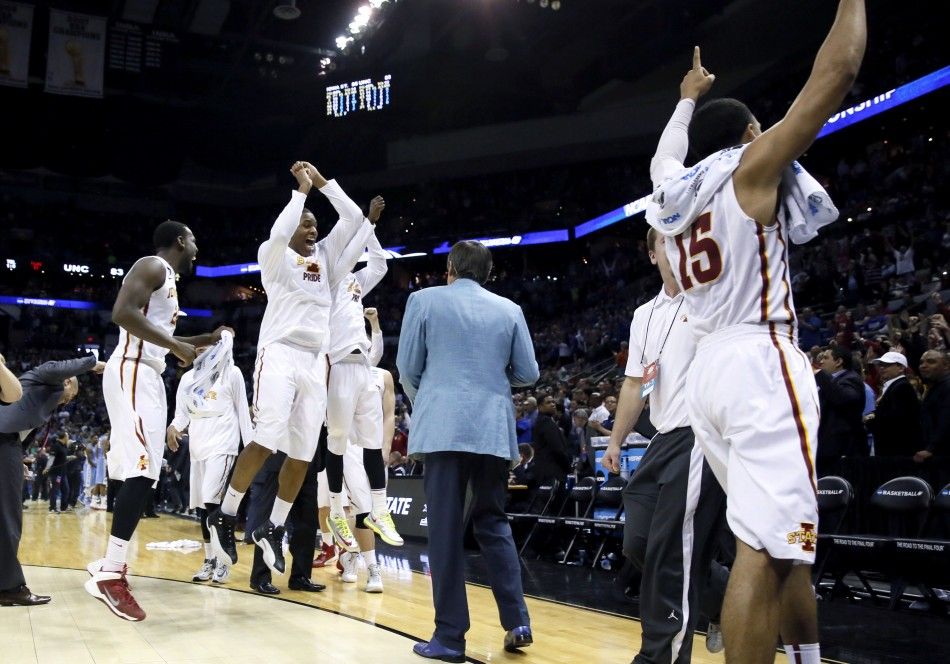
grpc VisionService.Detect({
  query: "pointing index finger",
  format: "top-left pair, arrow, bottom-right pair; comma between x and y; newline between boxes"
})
692,45 -> 701,70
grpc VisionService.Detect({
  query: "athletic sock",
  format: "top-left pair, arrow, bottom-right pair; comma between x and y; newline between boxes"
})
221,487 -> 244,517
361,550 -> 377,567
328,492 -> 345,518
370,489 -> 387,517
269,498 -> 293,527
103,535 -> 129,572
204,543 -> 214,559
316,530 -> 324,547
784,643 -> 820,664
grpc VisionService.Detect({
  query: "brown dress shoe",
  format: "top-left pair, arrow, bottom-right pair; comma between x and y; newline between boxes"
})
0,585 -> 52,606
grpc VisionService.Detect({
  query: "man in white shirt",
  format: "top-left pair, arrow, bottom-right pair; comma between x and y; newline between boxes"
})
208,161 -> 374,577
167,344 -> 253,584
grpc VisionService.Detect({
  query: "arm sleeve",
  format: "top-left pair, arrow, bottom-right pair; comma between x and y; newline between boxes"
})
649,98 -> 695,188
395,293 -> 425,404
624,315 -> 644,378
368,330 -> 384,367
508,307 -> 540,387
354,232 -> 389,295
317,179 -> 371,281
814,371 -> 864,408
170,380 -> 190,432
329,216 -> 374,289
230,367 -> 255,446
258,190 -> 308,278
33,356 -> 97,385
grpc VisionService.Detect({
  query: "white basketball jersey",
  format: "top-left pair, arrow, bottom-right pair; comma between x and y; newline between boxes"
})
111,256 -> 179,372
664,177 -> 797,342
369,367 -> 386,394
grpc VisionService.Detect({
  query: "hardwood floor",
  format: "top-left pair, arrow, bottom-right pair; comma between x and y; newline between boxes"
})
8,505 -> 729,663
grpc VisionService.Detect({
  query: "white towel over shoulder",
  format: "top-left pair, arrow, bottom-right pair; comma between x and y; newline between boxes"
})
645,144 -> 838,244
186,330 -> 233,418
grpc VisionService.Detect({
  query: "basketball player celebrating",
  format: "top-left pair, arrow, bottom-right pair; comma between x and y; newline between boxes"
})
207,161 -> 377,576
645,3 -> 866,662
324,217 -> 402,551
166,334 -> 253,584
86,221 -> 230,621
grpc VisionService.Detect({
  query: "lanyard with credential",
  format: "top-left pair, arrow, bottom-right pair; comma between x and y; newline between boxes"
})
639,294 -> 684,398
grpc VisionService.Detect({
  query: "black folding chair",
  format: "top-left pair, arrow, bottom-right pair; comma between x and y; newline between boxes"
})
510,480 -> 562,557
889,481 -> 950,610
813,476 -> 854,591
557,476 -> 599,564
584,476 -> 627,569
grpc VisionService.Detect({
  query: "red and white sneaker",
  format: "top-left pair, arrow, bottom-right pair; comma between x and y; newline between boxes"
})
312,542 -> 338,568
87,559 -> 132,589
84,564 -> 146,621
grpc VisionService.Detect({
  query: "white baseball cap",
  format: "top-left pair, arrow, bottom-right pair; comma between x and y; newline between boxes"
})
871,351 -> 908,368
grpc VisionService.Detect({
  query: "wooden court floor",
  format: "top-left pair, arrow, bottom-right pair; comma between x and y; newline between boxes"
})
7,505 -> 729,664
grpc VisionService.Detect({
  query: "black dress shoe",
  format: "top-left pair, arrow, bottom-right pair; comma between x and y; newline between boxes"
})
0,585 -> 52,607
288,576 -> 326,592
251,581 -> 280,595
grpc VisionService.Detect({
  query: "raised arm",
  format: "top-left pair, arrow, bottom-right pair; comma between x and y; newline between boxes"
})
31,355 -> 99,386
396,292 -> 426,404
230,366 -> 255,446
113,257 -> 195,367
258,163 -> 313,277
650,46 -> 715,187
0,353 -> 23,403
307,163 -> 370,273
365,308 -> 384,366
508,306 -> 540,387
354,216 -> 389,295
735,0 -> 866,224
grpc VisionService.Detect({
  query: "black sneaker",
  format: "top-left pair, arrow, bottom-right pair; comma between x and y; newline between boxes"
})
207,509 -> 238,565
252,521 -> 286,575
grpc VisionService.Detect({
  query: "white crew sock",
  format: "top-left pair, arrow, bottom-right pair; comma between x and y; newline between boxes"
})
103,535 -> 129,572
204,543 -> 214,559
221,487 -> 244,516
784,643 -> 821,664
269,498 -> 293,527
328,492 -> 345,518
362,549 -> 377,567
370,489 -> 387,517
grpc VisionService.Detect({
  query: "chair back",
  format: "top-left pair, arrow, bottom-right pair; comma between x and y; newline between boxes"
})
869,476 -> 933,537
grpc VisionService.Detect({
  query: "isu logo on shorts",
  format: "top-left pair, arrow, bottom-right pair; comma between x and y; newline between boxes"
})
787,522 -> 817,552
137,454 -> 149,471
303,260 -> 322,283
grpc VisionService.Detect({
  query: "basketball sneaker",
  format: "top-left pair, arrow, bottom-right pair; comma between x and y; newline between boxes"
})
364,511 -> 404,546
192,559 -> 215,582
84,564 -> 145,621
312,542 -> 338,568
327,513 -> 359,552
206,509 -> 238,565
252,521 -> 287,575
339,552 -> 358,583
212,561 -> 231,584
365,564 -> 383,593
706,621 -> 724,653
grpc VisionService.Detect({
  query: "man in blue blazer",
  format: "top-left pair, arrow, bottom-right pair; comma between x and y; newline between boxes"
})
397,240 -> 539,662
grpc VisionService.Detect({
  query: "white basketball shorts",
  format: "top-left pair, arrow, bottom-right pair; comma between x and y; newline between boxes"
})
104,356 -> 167,482
687,325 -> 820,564
252,342 -> 328,461
189,454 -> 236,509
317,440 -> 371,513
326,360 -> 383,456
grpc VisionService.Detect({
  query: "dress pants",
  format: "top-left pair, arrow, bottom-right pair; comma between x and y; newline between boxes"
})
423,451 -> 530,651
0,438 -> 27,591
246,449 -> 320,586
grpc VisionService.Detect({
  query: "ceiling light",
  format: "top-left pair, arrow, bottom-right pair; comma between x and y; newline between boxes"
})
335,35 -> 349,49
273,0 -> 301,20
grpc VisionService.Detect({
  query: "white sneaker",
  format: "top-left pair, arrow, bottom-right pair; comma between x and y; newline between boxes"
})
705,621 -> 724,653
328,514 -> 359,552
365,511 -> 404,546
192,559 -> 215,582
339,552 -> 358,583
212,560 -> 231,584
365,564 -> 383,593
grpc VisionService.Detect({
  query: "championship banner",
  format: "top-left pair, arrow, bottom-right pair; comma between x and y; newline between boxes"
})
0,2 -> 33,89
45,10 -> 105,98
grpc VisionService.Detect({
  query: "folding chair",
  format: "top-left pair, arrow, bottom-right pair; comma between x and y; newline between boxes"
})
813,476 -> 854,591
557,476 -> 599,564
584,476 -> 627,569
511,480 -> 562,557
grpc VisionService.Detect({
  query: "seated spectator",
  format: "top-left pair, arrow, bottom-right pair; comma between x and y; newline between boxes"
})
914,350 -> 950,463
865,352 -> 920,457
589,395 -> 617,436
798,307 -> 825,351
388,451 -> 408,476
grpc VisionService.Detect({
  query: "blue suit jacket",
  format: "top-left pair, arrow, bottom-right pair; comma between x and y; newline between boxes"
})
396,279 -> 539,461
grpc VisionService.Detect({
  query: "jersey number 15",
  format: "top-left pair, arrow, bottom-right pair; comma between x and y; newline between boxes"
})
673,212 -> 723,290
